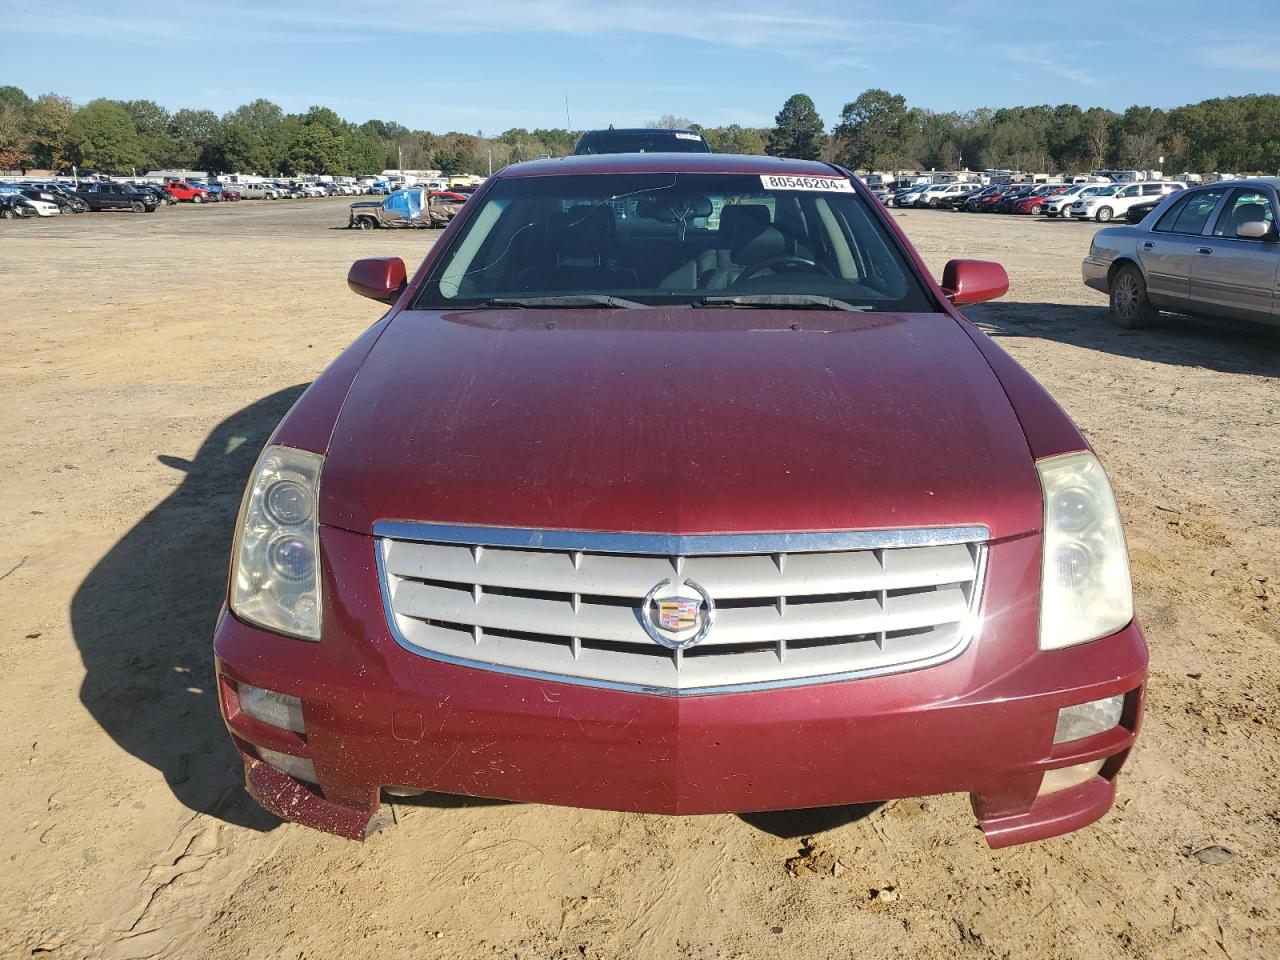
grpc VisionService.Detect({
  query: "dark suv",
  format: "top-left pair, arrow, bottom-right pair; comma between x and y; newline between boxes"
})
573,127 -> 711,155
74,182 -> 159,213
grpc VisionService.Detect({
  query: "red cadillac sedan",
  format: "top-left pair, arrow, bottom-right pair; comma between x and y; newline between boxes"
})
214,153 -> 1146,847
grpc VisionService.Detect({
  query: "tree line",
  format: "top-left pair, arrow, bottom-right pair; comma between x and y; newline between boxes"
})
2,85 -> 1277,178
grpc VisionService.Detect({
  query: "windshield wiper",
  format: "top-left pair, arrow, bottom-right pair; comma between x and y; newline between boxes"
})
696,294 -> 871,311
479,295 -> 650,309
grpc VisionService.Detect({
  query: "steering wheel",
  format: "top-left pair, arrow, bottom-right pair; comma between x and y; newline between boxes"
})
735,255 -> 833,283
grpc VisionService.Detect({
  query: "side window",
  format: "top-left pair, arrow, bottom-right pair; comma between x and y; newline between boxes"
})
1143,184 -> 1163,196
1213,188 -> 1276,239
1119,185 -> 1140,198
1153,189 -> 1223,235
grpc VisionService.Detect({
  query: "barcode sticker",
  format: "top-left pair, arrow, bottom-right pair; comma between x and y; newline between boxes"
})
760,175 -> 853,192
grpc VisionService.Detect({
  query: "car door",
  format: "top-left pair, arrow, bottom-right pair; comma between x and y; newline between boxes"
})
1191,185 -> 1280,324
1139,188 -> 1227,310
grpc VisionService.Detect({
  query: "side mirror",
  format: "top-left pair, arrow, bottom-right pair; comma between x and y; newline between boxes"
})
348,257 -> 407,304
941,259 -> 1009,306
1235,220 -> 1275,241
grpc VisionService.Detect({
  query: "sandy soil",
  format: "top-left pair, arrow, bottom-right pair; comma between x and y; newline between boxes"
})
1,198 -> 1277,960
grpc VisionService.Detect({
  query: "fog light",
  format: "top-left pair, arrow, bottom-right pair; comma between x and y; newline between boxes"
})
256,746 -> 317,784
239,683 -> 306,733
1037,758 -> 1105,797
1053,694 -> 1123,744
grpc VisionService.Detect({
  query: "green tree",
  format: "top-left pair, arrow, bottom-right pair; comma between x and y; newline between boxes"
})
30,94 -> 74,170
0,87 -> 32,170
833,89 -> 912,171
169,108 -> 222,168
68,99 -> 144,172
704,124 -> 765,155
119,99 -> 173,168
765,94 -> 825,160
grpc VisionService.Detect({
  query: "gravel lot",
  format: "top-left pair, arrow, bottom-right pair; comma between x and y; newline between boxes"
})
1,197 -> 1277,960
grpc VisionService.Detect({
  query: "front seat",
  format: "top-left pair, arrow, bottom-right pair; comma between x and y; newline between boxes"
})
1224,201 -> 1270,237
515,205 -> 638,291
659,203 -> 770,289
701,219 -> 796,290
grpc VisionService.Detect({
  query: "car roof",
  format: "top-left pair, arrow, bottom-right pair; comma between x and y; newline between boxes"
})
581,127 -> 703,137
498,152 -> 844,180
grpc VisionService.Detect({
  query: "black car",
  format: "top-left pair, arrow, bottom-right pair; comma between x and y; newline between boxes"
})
1125,197 -> 1164,223
23,182 -> 88,213
572,127 -> 711,155
131,183 -> 175,206
74,181 -> 159,213
0,194 -> 37,219
938,186 -> 984,210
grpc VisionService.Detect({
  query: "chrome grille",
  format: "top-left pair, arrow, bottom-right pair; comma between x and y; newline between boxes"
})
376,523 -> 988,696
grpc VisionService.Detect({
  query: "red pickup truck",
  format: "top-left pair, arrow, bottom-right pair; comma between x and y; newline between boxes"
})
164,180 -> 209,203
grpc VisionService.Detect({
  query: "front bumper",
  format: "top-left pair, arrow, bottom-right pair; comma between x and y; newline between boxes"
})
215,526 -> 1147,847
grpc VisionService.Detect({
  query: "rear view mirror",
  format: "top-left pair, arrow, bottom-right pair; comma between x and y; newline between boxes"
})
941,259 -> 1009,306
1235,220 -> 1275,241
348,257 -> 407,304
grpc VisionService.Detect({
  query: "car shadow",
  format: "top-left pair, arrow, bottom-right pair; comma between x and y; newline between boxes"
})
737,802 -> 883,839
968,301 -> 1280,378
71,385 -> 309,832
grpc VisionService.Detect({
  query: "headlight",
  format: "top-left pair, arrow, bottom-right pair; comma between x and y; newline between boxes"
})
1037,451 -> 1133,650
231,444 -> 324,640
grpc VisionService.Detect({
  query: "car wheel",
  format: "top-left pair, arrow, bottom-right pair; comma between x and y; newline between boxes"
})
1031,203 -> 1043,215
1096,206 -> 1114,222
357,217 -> 376,230
1110,264 -> 1158,328
130,200 -> 145,213
928,198 -> 939,207
0,207 -> 14,220
192,195 -> 203,204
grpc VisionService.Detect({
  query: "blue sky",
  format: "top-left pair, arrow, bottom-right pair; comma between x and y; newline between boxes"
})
3,0 -> 1278,132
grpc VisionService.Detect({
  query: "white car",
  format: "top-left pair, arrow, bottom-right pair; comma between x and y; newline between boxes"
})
914,182 -> 977,208
300,183 -> 328,198
1044,183 -> 1117,218
1071,181 -> 1184,222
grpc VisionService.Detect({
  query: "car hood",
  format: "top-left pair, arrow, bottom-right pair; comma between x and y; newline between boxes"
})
350,199 -> 380,209
320,309 -> 1043,539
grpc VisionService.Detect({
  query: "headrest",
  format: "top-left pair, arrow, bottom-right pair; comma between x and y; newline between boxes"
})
1231,202 -> 1268,226
732,223 -> 791,264
550,205 -> 616,260
719,203 -> 770,238
636,195 -> 713,222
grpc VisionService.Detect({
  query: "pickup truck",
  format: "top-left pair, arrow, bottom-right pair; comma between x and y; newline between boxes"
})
74,182 -> 159,213
348,189 -> 465,229
165,180 -> 210,203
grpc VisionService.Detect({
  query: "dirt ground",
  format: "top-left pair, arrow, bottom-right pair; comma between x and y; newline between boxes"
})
1,197 -> 1277,960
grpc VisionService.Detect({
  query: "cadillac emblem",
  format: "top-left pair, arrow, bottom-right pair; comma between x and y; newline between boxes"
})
641,578 -> 715,650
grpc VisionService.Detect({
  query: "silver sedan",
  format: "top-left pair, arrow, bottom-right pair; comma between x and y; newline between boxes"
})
1081,178 -> 1280,328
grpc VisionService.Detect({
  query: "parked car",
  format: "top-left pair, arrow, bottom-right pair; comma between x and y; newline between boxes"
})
915,182 -> 978,208
300,183 -> 328,198
937,185 -> 985,210
73,181 -> 158,213
236,183 -> 280,200
891,184 -> 930,208
1011,185 -> 1070,216
221,188 -> 242,201
348,188 -> 463,229
0,193 -> 38,219
1124,197 -> 1163,223
1071,181 -> 1183,222
22,181 -> 88,213
218,153 -> 1146,850
1042,183 -> 1114,219
972,185 -> 1022,213
1083,178 -> 1279,328
165,180 -> 210,203
572,127 -> 711,154
130,183 -> 174,207
956,185 -> 1004,212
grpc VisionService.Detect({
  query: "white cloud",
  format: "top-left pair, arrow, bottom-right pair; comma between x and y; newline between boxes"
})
1203,42 -> 1280,73
1002,46 -> 1103,87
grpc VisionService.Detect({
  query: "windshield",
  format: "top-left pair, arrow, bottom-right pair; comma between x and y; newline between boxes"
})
414,172 -> 932,312
575,131 -> 709,155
